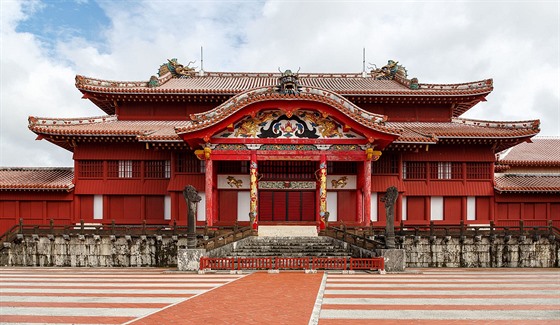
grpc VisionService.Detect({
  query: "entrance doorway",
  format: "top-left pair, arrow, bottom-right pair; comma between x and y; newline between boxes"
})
259,191 -> 315,222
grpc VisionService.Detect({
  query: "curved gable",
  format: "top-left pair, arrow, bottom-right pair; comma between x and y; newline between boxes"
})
176,86 -> 401,149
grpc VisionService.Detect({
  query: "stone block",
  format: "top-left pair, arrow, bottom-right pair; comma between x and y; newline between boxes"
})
177,248 -> 206,271
376,249 -> 406,272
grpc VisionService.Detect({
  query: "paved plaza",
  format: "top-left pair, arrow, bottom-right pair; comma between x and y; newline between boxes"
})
0,267 -> 559,324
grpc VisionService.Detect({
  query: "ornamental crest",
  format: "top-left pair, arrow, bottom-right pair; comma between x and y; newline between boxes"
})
214,110 -> 364,140
276,69 -> 301,94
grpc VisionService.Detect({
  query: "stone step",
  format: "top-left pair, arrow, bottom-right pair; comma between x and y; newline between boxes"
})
258,226 -> 318,237
229,252 -> 351,257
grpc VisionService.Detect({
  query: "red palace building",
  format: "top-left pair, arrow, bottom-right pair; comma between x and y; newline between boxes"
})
1,59 -> 558,234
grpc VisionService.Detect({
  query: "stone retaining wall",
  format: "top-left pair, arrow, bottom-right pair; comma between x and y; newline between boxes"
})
2,234 -> 559,267
1,235 -> 180,267
402,236 -> 559,268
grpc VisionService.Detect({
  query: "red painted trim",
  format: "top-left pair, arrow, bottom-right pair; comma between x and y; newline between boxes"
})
205,160 -> 213,226
363,160 -> 372,226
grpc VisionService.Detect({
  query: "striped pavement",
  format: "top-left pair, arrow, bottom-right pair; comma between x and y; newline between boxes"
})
0,267 -> 244,325
1,268 -> 559,324
319,268 -> 560,324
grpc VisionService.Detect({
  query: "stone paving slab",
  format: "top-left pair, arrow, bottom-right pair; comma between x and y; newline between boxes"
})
1,268 -> 559,324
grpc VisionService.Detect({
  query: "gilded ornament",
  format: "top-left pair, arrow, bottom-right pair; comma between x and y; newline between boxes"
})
331,176 -> 348,189
226,176 -> 243,188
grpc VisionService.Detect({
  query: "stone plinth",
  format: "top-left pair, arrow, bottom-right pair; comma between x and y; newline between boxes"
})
376,249 -> 406,272
258,226 -> 318,237
177,248 -> 206,271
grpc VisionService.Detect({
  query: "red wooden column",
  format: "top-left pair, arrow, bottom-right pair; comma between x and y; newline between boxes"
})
363,159 -> 372,226
365,149 -> 382,226
205,159 -> 214,227
319,154 -> 327,230
250,151 -> 258,230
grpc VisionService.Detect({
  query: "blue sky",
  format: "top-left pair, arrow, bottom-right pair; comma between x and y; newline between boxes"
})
16,0 -> 111,50
1,0 -> 559,167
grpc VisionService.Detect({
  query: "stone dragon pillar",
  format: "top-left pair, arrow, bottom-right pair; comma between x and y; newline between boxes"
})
183,185 -> 202,249
381,186 -> 398,249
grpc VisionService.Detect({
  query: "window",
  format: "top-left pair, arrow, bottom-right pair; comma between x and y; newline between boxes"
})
176,153 -> 204,173
430,162 -> 462,179
107,160 -> 140,178
145,160 -> 171,179
218,161 -> 249,174
430,196 -> 444,221
78,160 -> 103,178
402,162 -> 426,179
466,162 -> 491,179
372,154 -> 398,174
327,161 -> 357,174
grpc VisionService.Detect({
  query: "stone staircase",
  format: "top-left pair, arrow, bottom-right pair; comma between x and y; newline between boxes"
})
222,236 -> 353,258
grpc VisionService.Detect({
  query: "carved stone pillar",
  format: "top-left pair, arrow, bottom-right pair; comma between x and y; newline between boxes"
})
319,155 -> 328,230
250,152 -> 258,230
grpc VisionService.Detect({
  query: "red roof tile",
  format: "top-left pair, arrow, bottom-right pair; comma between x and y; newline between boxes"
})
0,168 -> 74,191
494,174 -> 560,193
77,72 -> 492,95
388,118 -> 540,143
28,116 -> 185,141
498,137 -> 560,166
29,114 -> 539,150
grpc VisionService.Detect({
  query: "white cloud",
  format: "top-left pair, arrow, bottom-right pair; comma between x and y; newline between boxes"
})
1,0 -> 558,167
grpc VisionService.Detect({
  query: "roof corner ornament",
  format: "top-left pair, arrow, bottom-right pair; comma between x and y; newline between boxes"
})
147,75 -> 160,88
276,68 -> 301,94
369,60 -> 407,80
409,77 -> 419,90
158,58 -> 197,78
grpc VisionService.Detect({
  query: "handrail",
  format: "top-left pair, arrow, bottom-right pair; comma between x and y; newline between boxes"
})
0,219 -> 254,247
324,226 -> 384,250
197,226 -> 254,250
332,220 -> 560,243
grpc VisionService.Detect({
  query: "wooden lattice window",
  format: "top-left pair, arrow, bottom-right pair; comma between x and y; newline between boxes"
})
218,161 -> 249,174
402,162 -> 426,179
372,154 -> 398,174
78,160 -> 103,178
466,162 -> 491,179
327,161 -> 357,174
176,153 -> 204,173
107,160 -> 141,178
430,162 -> 462,179
145,160 -> 171,179
259,161 -> 315,180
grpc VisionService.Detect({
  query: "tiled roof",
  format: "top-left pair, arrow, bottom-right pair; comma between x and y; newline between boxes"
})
494,174 -> 560,193
76,72 -> 493,97
175,86 -> 399,136
28,116 -> 185,141
29,114 -> 539,148
497,137 -> 560,166
0,167 -> 74,191
388,118 -> 540,143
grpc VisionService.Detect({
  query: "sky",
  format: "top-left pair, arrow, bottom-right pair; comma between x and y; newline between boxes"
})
1,0 -> 559,167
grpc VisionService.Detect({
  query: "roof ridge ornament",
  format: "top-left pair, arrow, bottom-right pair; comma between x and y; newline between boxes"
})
158,58 -> 197,78
276,68 -> 301,94
369,60 -> 407,80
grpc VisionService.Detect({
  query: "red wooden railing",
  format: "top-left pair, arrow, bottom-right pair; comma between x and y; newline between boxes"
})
276,257 -> 310,270
237,257 -> 273,270
312,257 -> 347,270
350,258 -> 385,271
199,257 -> 384,271
200,257 -> 235,270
